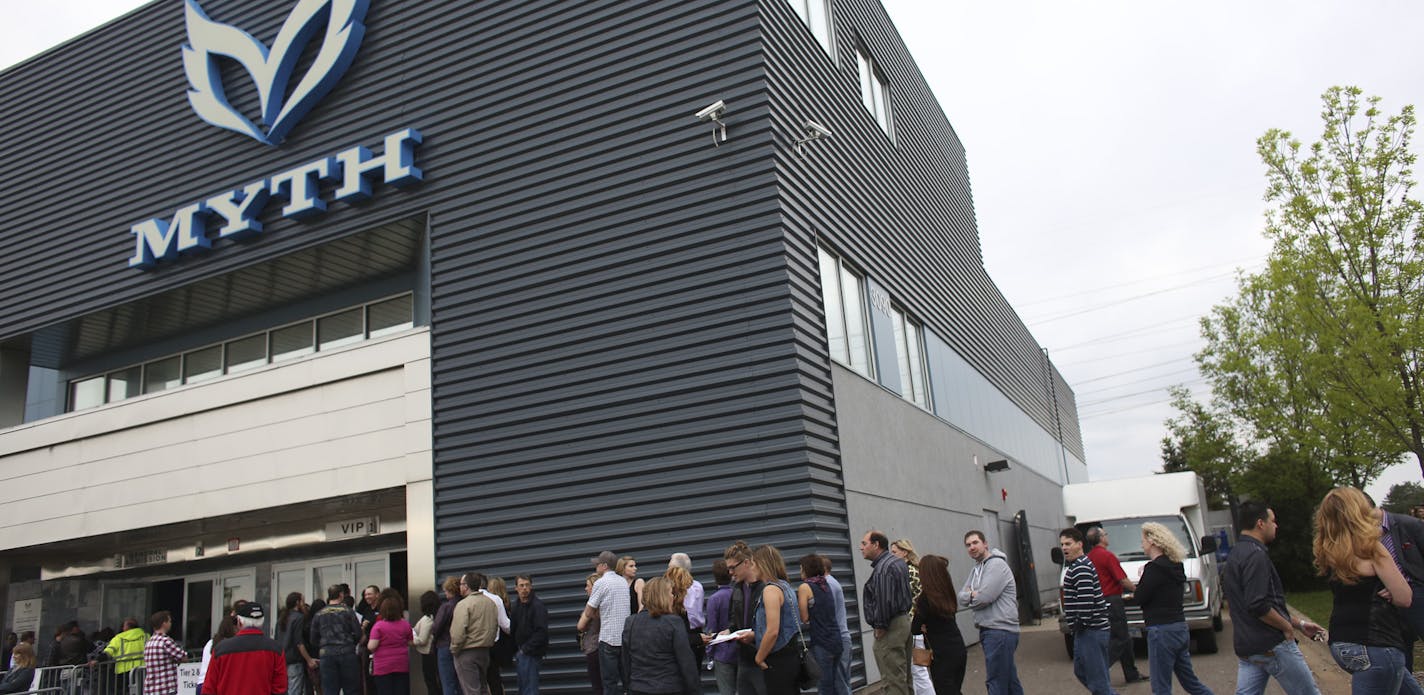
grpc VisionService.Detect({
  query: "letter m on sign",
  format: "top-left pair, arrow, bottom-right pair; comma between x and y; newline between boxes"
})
129,203 -> 211,269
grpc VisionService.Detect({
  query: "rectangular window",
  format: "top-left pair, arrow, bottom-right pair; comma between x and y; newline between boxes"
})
271,322 -> 315,363
317,308 -> 364,351
786,0 -> 832,53
817,247 -> 873,378
70,376 -> 106,411
366,295 -> 414,339
144,356 -> 182,394
892,307 -> 929,409
107,366 -> 143,403
225,334 -> 268,374
856,48 -> 892,136
183,345 -> 223,384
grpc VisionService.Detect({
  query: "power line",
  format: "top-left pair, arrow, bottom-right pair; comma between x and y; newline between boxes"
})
1024,270 -> 1241,326
1073,366 -> 1203,396
1055,340 -> 1204,369
1048,314 -> 1203,352
1014,256 -> 1264,308
1076,377 -> 1208,408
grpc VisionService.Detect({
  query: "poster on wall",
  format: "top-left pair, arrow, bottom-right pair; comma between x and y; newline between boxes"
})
11,599 -> 40,635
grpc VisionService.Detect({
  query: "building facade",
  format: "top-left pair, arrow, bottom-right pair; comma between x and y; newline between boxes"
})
0,0 -> 1085,690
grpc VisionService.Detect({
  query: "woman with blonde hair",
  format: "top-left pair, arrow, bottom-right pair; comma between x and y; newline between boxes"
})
0,643 -> 35,694
1136,522 -> 1212,695
739,544 -> 800,694
664,565 -> 707,662
620,577 -> 699,694
618,556 -> 646,613
891,538 -> 932,694
1314,486 -> 1422,694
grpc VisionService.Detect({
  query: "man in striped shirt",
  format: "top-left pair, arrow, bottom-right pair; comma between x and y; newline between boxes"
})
1060,527 -> 1117,695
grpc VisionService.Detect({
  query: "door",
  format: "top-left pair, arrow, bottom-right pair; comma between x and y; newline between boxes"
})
102,584 -> 149,632
184,577 -> 215,651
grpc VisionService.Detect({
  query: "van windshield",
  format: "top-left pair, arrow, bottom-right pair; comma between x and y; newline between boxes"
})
1092,516 -> 1196,561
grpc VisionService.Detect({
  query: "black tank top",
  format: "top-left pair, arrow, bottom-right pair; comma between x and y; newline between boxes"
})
1329,575 -> 1407,650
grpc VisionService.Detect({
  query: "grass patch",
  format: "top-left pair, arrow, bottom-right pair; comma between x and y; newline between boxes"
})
1287,589 -> 1332,624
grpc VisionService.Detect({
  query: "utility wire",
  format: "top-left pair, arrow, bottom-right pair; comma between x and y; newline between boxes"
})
1076,378 -> 1209,408
1025,270 -> 1242,326
1055,340 -> 1204,369
1014,256 -> 1264,308
1073,366 -> 1202,396
1048,314 -> 1203,352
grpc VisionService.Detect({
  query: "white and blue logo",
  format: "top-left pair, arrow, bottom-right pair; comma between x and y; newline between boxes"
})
182,0 -> 370,145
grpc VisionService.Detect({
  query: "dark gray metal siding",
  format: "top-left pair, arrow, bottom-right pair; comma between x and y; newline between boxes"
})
762,0 -> 1086,463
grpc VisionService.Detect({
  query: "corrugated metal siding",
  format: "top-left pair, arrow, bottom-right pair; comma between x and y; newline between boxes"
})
762,0 -> 1084,462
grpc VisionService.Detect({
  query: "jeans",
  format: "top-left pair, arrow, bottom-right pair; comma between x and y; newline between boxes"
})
513,652 -> 540,695
1235,639 -> 1320,695
598,642 -> 624,695
1330,641 -> 1424,695
437,646 -> 461,695
1145,623 -> 1212,695
1106,595 -> 1141,679
812,644 -> 842,695
837,636 -> 853,695
287,663 -> 308,695
319,652 -> 362,695
979,628 -> 1024,695
713,660 -> 737,695
1404,587 -> 1424,671
1072,629 -> 1115,695
583,651 -> 603,695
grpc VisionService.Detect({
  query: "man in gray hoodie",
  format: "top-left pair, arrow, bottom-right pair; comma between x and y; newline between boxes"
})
958,530 -> 1024,695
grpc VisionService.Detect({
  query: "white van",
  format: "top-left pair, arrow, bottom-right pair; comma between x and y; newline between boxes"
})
1054,471 -> 1224,654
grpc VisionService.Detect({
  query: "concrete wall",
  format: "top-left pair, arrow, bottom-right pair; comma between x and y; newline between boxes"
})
0,330 -> 433,552
833,363 -> 1067,681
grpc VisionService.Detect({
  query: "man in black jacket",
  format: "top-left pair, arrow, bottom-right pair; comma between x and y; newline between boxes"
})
1381,505 -> 1424,668
510,576 -> 548,695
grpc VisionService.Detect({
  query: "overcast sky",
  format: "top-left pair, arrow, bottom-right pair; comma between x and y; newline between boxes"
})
4,1 -> 1423,501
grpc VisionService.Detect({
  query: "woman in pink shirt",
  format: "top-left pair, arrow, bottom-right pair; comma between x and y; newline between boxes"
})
367,595 -> 414,695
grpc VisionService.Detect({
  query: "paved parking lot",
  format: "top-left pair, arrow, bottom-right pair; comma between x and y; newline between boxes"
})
951,610 -> 1350,694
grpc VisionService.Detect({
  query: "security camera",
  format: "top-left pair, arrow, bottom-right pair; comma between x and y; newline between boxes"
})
696,100 -> 727,121
804,120 -> 832,138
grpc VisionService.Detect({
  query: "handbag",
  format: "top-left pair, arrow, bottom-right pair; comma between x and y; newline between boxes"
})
912,644 -> 934,667
789,585 -> 822,690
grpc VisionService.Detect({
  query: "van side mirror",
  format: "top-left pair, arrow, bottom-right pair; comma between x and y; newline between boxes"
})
1199,536 -> 1218,554
1050,547 -> 1064,565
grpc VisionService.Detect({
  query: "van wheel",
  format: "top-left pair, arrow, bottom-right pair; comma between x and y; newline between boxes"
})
1064,633 -> 1075,658
1193,628 -> 1218,654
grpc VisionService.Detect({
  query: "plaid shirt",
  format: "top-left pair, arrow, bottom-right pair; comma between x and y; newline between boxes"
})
143,632 -> 187,695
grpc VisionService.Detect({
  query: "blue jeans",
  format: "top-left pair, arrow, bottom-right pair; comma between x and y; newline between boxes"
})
1330,642 -> 1424,695
1146,623 -> 1213,695
1072,629 -> 1115,695
319,651 -> 362,695
598,642 -> 624,695
1235,639 -> 1320,695
979,628 -> 1024,695
837,636 -> 853,695
811,643 -> 843,695
437,646 -> 461,695
513,652 -> 540,695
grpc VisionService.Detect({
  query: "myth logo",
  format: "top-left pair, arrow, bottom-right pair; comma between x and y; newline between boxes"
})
182,0 -> 370,145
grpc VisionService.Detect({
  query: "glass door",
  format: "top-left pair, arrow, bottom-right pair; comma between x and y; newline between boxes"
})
183,576 -> 216,651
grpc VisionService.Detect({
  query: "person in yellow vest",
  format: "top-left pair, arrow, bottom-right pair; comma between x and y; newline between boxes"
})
100,617 -> 149,694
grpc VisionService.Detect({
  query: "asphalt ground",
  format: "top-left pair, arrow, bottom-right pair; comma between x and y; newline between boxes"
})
950,608 -> 1351,695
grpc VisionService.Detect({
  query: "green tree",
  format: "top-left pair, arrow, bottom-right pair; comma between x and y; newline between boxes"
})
1198,86 -> 1424,485
1160,386 -> 1246,511
1381,481 -> 1424,513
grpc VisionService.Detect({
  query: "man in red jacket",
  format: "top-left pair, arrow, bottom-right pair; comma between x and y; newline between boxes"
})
1086,527 -> 1144,684
202,602 -> 287,695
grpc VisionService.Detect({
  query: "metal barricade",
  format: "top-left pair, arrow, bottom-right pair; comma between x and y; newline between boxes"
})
76,658 -> 145,695
30,665 -> 79,695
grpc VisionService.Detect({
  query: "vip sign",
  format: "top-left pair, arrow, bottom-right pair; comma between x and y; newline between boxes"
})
127,0 -> 425,269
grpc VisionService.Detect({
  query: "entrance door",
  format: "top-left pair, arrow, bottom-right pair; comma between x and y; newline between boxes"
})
151,579 -> 186,642
184,576 -> 216,651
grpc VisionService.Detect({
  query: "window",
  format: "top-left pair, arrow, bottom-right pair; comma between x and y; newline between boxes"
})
66,294 -> 415,411
891,307 -> 929,409
817,247 -> 873,377
786,0 -> 832,53
856,47 -> 892,136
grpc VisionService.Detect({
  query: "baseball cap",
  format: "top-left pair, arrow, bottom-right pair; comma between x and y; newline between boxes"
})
236,602 -> 265,619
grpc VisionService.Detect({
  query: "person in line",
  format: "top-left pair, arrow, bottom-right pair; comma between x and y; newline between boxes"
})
484,578 -> 513,695
0,643 -> 35,695
357,587 -> 380,695
278,593 -> 316,695
101,616 -> 149,694
618,556 -> 646,615
432,577 -> 462,695
203,613 -> 242,682
1060,527 -> 1117,695
703,560 -> 738,695
1085,527 -> 1143,684
797,554 -> 847,695
511,576 -> 548,695
310,586 -> 365,695
8,632 -> 34,671
912,555 -> 967,695
725,541 -> 767,695
1222,501 -> 1322,695
412,591 -> 442,695
1315,487 -> 1424,694
891,538 -> 932,695
958,530 -> 1023,695
579,551 -> 631,695
579,573 -> 604,695
743,545 -> 799,695
367,595 -> 413,695
1376,494 -> 1424,669
202,602 -> 286,695
450,573 -> 500,695
818,556 -> 853,695
1135,522 -> 1213,695
1,633 -> 15,675
669,554 -> 706,633
621,577 -> 699,695
861,531 -> 911,695
145,611 -> 187,695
